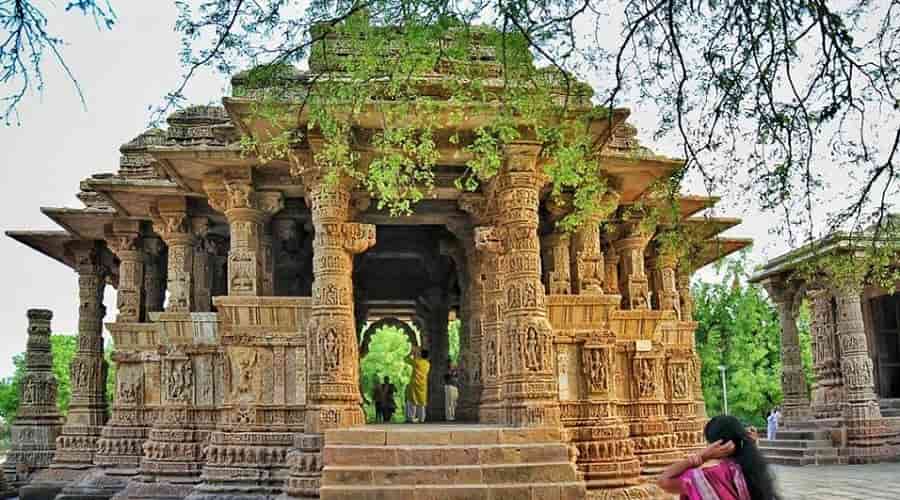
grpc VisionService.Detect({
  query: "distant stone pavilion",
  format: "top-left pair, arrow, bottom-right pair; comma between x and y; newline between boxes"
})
750,224 -> 900,465
6,21 -> 749,500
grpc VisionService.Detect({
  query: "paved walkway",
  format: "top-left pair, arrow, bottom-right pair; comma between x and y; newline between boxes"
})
774,463 -> 900,499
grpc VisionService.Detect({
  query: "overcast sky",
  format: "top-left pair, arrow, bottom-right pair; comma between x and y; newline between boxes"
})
0,3 -> 846,378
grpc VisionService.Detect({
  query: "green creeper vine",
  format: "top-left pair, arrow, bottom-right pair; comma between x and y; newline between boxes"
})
233,14 -> 669,229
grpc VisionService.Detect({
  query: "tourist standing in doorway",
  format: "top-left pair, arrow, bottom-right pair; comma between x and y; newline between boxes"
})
444,374 -> 459,421
406,348 -> 430,423
374,376 -> 396,423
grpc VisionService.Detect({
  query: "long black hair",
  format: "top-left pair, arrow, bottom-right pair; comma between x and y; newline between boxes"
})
704,415 -> 780,500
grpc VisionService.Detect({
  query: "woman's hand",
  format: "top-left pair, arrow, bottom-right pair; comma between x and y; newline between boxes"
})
701,440 -> 736,460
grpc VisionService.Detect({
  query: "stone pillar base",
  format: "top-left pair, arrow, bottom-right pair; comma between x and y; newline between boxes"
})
18,467 -> 94,500
50,469 -> 131,500
585,483 -> 667,500
279,434 -> 323,500
845,419 -> 898,464
111,480 -> 197,500
187,430 -> 294,500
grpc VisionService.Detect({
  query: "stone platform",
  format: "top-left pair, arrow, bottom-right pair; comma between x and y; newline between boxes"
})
319,424 -> 585,499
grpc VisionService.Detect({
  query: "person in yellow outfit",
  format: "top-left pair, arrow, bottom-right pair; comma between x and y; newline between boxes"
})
405,348 -> 430,423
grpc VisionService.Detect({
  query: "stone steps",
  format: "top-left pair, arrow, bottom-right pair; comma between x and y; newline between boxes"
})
758,429 -> 845,466
320,425 -> 584,500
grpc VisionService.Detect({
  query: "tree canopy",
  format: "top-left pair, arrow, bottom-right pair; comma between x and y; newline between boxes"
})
693,256 -> 814,427
7,1 -> 900,242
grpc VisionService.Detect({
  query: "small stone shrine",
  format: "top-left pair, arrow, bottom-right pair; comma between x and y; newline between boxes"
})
7,21 -> 749,500
750,224 -> 900,465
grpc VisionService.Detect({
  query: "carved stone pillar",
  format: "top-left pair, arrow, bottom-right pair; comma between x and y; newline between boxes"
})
571,220 -> 605,296
107,223 -> 144,322
446,223 -> 483,422
655,242 -> 682,317
602,239 -> 620,295
303,172 -> 374,433
192,217 -> 213,312
423,288 -> 450,420
260,221 -> 275,296
833,286 -> 893,462
50,242 -> 109,471
541,232 -> 571,295
143,237 -> 166,315
808,289 -> 844,419
765,280 -> 811,425
615,226 -> 651,310
154,203 -> 194,313
676,266 -> 693,322
205,176 -> 283,297
493,142 -> 559,427
5,309 -> 63,487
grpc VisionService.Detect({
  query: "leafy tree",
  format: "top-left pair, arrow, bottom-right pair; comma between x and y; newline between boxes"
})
694,257 -> 813,427
9,2 -> 900,248
359,324 -> 413,423
448,319 -> 460,365
1,1 -> 117,123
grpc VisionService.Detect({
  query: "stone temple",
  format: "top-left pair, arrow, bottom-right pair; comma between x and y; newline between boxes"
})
750,225 -> 900,465
6,24 -> 749,500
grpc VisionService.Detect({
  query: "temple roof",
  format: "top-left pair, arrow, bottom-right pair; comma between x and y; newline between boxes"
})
748,214 -> 900,284
5,231 -> 77,268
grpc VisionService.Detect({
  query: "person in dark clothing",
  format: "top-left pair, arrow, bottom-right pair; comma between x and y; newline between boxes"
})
373,376 -> 396,423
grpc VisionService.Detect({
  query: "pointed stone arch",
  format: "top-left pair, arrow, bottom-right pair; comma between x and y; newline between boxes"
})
359,317 -> 419,357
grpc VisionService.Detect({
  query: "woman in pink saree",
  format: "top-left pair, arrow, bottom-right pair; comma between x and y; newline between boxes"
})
658,415 -> 781,500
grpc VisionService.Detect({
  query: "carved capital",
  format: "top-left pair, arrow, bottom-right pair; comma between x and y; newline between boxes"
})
152,212 -> 189,240
341,223 -> 376,255
203,177 -> 283,216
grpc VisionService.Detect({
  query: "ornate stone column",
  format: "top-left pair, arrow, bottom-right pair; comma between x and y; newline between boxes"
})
108,222 -> 145,322
655,240 -> 682,317
493,142 -> 559,427
542,232 -> 571,295
570,195 -> 617,296
300,165 -> 374,433
260,221 -> 275,296
833,285 -> 893,462
676,266 -> 693,323
143,237 -> 166,315
422,287 -> 450,420
5,309 -> 63,487
192,217 -> 214,312
615,224 -> 651,310
808,289 -> 844,419
446,223 -> 483,422
205,174 -> 283,297
49,241 -> 110,473
155,198 -> 195,312
459,194 -> 506,424
602,238 -> 620,295
765,280 -> 812,425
